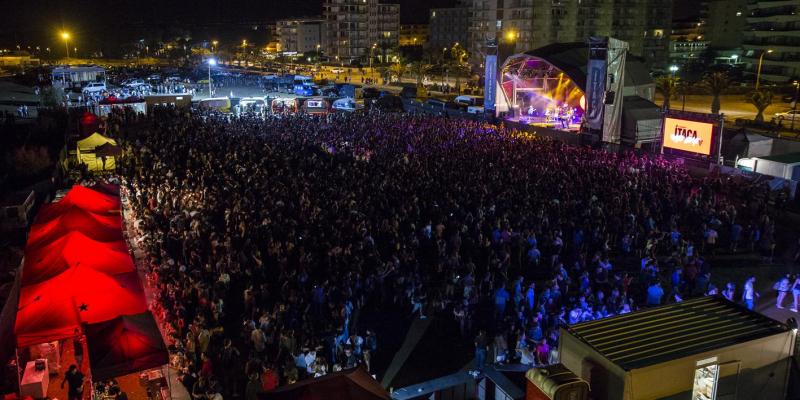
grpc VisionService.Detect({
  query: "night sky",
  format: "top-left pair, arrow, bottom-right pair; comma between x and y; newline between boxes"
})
0,0 -> 456,49
2,0 -> 696,50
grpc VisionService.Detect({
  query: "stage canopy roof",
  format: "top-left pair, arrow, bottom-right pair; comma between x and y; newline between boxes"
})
85,312 -> 168,381
502,42 -> 653,93
260,368 -> 390,400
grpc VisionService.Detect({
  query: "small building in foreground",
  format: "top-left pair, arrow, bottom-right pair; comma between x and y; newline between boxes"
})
560,296 -> 796,400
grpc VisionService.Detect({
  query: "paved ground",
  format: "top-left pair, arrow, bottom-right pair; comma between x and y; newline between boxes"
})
0,80 -> 40,121
655,93 -> 796,122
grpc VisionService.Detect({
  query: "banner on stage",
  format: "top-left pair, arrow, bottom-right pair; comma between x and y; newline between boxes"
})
585,48 -> 607,131
484,55 -> 497,112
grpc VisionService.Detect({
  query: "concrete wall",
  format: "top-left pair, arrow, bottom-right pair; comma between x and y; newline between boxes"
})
558,329 -> 627,400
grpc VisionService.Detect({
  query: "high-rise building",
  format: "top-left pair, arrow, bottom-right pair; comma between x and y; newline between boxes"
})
275,19 -> 323,53
668,17 -> 708,66
467,0 -> 671,68
322,0 -> 400,63
742,0 -> 800,83
705,0 -> 747,51
399,24 -> 428,47
428,3 -> 471,51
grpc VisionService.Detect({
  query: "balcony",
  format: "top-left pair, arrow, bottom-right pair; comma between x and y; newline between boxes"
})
749,0 -> 798,8
750,28 -> 800,38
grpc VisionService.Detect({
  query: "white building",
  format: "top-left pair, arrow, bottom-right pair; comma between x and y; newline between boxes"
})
276,19 -> 323,54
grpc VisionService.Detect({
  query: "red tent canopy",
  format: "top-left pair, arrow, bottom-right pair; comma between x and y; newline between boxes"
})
15,271 -> 147,347
26,207 -> 123,249
79,112 -> 101,138
259,368 -> 390,400
85,312 -> 168,381
34,185 -> 121,224
21,231 -> 134,287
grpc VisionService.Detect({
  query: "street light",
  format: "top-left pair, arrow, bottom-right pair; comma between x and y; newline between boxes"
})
669,65 -> 679,75
212,40 -> 218,52
207,58 -> 216,97
60,31 -> 70,59
370,43 -> 377,70
731,54 -> 738,64
506,30 -> 517,42
792,80 -> 799,131
756,49 -> 774,90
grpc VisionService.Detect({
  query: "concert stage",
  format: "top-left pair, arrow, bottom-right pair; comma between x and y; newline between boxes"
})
504,115 -> 581,133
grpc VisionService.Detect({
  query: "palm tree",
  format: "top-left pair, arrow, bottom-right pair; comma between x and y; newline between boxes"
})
655,75 -> 680,111
409,61 -> 430,87
389,62 -> 408,83
702,72 -> 731,114
746,90 -> 773,123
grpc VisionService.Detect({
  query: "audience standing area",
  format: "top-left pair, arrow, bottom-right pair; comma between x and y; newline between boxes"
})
559,296 -> 796,400
0,184 -> 169,400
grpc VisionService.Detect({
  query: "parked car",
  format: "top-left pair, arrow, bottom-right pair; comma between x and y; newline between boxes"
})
125,79 -> 146,88
775,110 -> 800,121
82,82 -> 107,95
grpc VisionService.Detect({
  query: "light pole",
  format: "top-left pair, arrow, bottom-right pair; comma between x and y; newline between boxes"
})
212,40 -> 218,53
669,64 -> 679,76
756,49 -> 773,90
792,80 -> 799,131
61,31 -> 70,59
207,58 -> 216,97
369,43 -> 377,74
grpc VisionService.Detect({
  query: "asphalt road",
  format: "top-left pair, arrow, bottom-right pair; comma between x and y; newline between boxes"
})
655,93 -> 797,122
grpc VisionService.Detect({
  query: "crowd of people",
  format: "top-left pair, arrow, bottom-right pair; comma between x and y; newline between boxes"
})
116,108 -> 785,399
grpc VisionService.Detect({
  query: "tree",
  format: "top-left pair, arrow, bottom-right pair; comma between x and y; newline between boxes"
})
409,61 -> 431,87
389,62 -> 408,83
655,76 -> 680,111
702,72 -> 731,115
746,90 -> 773,123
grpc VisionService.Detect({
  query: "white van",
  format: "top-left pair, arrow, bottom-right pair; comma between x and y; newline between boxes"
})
467,106 -> 485,114
82,82 -> 107,95
454,95 -> 484,107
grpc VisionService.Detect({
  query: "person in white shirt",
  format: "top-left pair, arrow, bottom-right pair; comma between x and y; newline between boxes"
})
742,276 -> 759,310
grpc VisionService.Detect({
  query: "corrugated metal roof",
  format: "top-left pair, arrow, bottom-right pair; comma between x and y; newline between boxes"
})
565,296 -> 790,370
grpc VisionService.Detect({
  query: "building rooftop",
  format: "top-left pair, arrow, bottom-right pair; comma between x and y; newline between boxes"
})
565,296 -> 790,370
758,152 -> 800,164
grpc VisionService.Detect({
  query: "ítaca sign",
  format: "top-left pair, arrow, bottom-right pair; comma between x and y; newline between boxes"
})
663,117 -> 714,156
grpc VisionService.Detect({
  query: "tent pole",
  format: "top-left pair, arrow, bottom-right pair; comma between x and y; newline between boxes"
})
15,348 -> 22,398
165,364 -> 173,400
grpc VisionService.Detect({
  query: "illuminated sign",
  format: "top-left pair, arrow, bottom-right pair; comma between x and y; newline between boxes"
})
307,100 -> 323,108
663,117 -> 714,156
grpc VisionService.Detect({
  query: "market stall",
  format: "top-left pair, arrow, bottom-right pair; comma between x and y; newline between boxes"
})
77,132 -> 118,172
85,312 -> 167,380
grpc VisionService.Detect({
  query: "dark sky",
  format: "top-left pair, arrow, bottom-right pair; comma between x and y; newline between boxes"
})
0,0 -> 455,49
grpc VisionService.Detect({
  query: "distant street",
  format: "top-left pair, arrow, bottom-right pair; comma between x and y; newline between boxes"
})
655,93 -> 796,122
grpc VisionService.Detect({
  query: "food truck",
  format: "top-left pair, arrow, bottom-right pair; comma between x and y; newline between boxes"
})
198,97 -> 231,112
301,97 -> 333,115
271,97 -> 298,114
